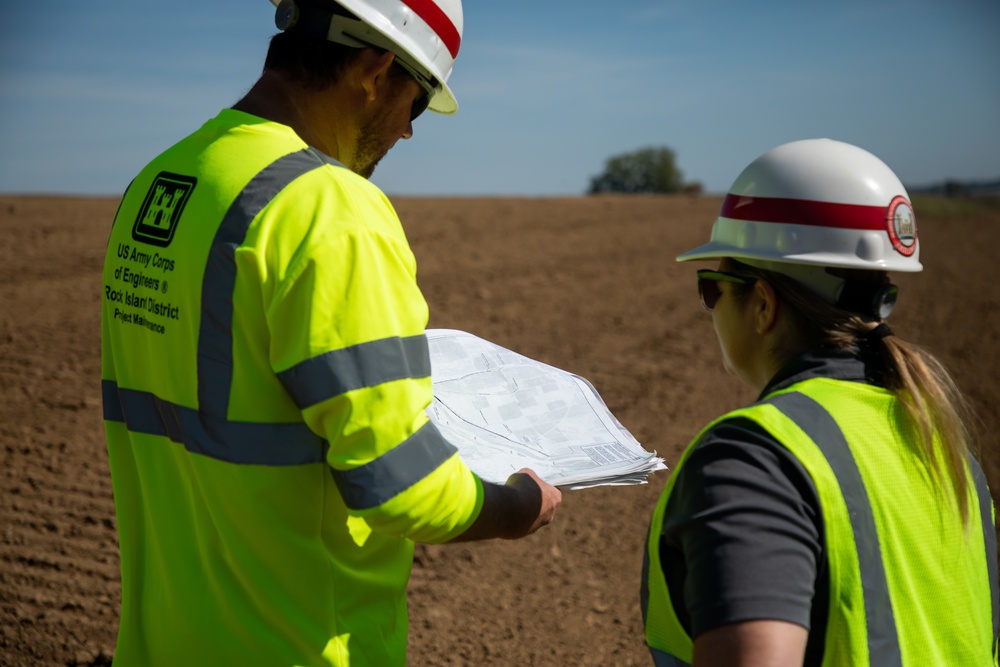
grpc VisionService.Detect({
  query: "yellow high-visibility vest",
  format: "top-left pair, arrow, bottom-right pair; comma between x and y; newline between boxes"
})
643,377 -> 998,666
102,109 -> 482,666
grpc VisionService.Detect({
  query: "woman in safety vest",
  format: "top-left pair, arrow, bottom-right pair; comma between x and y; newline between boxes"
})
641,138 -> 998,666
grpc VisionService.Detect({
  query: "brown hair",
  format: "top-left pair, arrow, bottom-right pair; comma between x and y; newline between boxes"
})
728,260 -> 979,524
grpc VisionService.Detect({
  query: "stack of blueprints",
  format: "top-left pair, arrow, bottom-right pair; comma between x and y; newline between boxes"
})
426,329 -> 667,490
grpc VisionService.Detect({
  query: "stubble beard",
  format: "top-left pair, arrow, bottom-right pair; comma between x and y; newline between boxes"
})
352,100 -> 398,179
352,131 -> 387,179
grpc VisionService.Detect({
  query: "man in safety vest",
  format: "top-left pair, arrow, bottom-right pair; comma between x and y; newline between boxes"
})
100,1 -> 561,665
641,139 -> 998,666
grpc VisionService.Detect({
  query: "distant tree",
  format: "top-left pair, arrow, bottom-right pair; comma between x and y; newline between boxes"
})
944,179 -> 970,199
588,146 -> 685,194
683,181 -> 704,196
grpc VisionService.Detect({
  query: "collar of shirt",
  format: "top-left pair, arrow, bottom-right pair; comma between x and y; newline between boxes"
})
758,346 -> 875,400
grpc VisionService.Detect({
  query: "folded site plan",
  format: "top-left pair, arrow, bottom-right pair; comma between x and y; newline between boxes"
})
425,329 -> 666,489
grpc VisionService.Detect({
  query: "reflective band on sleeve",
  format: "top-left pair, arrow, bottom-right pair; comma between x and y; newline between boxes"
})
720,195 -> 888,230
198,148 -> 343,419
330,420 -> 457,510
765,391 -> 903,667
278,334 -> 431,409
969,456 -> 1000,656
103,379 -> 327,466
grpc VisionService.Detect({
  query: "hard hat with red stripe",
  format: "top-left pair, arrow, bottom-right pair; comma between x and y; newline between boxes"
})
269,0 -> 463,115
677,139 -> 922,273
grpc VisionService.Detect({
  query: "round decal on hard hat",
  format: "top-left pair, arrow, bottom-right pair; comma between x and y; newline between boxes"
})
886,195 -> 917,256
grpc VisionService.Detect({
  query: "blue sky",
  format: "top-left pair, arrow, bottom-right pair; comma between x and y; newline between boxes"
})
1,1 -> 998,197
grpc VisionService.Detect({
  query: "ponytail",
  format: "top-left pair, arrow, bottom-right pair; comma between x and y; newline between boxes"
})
878,335 -> 977,525
730,261 -> 978,525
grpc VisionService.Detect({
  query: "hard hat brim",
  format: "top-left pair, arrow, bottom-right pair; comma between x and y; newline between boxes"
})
427,79 -> 457,115
676,212 -> 922,272
676,238 -> 923,272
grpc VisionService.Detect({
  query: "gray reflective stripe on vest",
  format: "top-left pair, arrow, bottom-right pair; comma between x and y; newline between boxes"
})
278,334 -> 431,409
648,647 -> 689,667
198,147 -> 339,419
103,147 -> 457,507
639,521 -> 652,627
332,420 -> 457,510
103,379 -> 326,465
765,391 -> 903,667
969,455 -> 1000,657
104,148 -> 334,466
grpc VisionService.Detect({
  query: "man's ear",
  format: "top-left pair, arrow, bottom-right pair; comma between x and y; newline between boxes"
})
753,279 -> 780,335
357,49 -> 397,103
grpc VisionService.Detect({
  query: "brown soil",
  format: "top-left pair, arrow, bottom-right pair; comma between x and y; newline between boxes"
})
2,194 -> 998,666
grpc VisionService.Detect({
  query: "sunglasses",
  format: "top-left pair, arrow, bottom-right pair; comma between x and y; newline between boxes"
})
392,56 -> 435,121
696,269 -> 757,311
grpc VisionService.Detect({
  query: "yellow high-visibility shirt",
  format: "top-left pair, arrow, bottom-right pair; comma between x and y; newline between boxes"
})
102,109 -> 482,666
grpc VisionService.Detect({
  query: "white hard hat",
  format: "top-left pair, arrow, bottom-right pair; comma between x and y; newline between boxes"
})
269,0 -> 463,115
677,139 -> 921,273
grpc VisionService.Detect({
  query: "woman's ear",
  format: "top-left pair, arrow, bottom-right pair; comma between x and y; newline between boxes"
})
753,279 -> 780,335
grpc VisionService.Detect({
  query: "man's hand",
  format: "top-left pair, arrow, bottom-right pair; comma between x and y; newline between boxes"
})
506,468 -> 561,535
450,468 -> 562,542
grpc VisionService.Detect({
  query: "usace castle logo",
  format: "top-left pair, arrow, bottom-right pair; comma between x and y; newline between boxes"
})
132,172 -> 197,247
886,195 -> 917,257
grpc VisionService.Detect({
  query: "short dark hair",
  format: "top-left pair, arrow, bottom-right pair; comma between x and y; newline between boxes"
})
262,2 -> 413,92
263,30 -> 365,90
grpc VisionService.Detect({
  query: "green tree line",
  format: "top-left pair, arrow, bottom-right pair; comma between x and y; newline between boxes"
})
588,146 -> 700,194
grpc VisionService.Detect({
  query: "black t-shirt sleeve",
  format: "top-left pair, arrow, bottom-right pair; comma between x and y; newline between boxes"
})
660,417 -> 825,638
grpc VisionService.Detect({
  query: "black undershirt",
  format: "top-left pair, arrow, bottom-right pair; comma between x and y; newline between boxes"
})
659,348 -> 879,665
